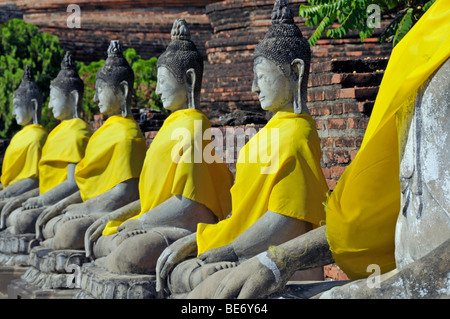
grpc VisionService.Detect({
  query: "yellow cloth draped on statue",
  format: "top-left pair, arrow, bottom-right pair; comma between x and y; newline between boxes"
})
1,124 -> 48,188
74,114 -> 147,202
38,118 -> 92,195
196,109 -> 329,255
325,0 -> 450,279
103,108 -> 234,236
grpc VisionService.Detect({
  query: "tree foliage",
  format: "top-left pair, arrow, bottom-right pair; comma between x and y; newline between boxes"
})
299,0 -> 436,46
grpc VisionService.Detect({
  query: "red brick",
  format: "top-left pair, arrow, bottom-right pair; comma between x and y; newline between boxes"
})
334,137 -> 355,147
330,166 -> 346,178
326,151 -> 350,164
351,149 -> 359,161
347,117 -> 358,129
321,137 -> 334,148
324,264 -> 349,281
327,118 -> 346,130
326,179 -> 337,190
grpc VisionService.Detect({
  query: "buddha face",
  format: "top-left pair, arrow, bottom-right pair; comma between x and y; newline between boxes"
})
94,79 -> 126,116
12,95 -> 34,126
252,56 -> 293,113
156,66 -> 187,111
48,86 -> 76,120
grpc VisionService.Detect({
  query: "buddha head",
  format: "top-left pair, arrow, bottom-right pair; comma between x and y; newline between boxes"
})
156,19 -> 204,111
253,0 -> 311,114
94,40 -> 134,117
49,51 -> 84,120
12,65 -> 43,126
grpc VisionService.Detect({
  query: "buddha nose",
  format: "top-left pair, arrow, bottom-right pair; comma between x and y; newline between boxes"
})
93,92 -> 99,103
252,78 -> 260,94
155,81 -> 161,95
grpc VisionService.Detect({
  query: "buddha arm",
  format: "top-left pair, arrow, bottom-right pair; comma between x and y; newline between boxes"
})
25,163 -> 79,209
82,178 -> 140,214
0,178 -> 39,200
105,199 -> 141,223
261,225 -> 334,278
232,210 -> 312,260
137,195 -> 217,233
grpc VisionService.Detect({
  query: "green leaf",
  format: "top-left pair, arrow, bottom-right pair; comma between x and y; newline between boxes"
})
393,8 -> 414,46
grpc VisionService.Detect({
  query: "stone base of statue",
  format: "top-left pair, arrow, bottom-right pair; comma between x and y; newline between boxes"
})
7,246 -> 88,299
0,266 -> 27,298
0,231 -> 36,266
74,258 -> 158,299
0,231 -> 36,297
267,280 -> 352,299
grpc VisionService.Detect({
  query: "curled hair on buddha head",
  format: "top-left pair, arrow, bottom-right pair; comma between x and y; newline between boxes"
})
158,18 -> 204,109
96,40 -> 135,110
254,0 -> 311,113
14,65 -> 43,123
51,51 -> 84,117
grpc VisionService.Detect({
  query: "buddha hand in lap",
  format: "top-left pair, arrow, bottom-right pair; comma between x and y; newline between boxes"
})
36,41 -> 146,250
3,52 -> 92,236
155,1 -> 329,296
83,19 -> 234,276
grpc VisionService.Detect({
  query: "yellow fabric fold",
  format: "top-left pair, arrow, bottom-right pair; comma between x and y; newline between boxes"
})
325,0 -> 450,279
74,114 -> 146,202
38,118 -> 92,195
197,109 -> 328,255
103,108 -> 234,236
1,124 -> 47,187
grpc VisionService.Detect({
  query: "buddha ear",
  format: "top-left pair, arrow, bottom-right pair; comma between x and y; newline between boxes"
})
185,68 -> 196,109
291,58 -> 305,114
31,98 -> 39,124
70,90 -> 79,118
119,80 -> 129,117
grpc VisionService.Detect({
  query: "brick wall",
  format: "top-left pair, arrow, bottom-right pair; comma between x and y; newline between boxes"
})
0,0 -> 22,23
15,0 -> 218,62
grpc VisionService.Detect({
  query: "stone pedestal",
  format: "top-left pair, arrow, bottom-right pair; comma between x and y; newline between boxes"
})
8,278 -> 77,299
0,231 -> 36,297
75,259 -> 158,299
0,266 -> 27,298
7,246 -> 89,299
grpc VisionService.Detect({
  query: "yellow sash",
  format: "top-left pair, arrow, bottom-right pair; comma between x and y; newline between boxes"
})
38,118 -> 92,195
103,109 -> 234,236
197,110 -> 328,255
325,0 -> 450,279
74,114 -> 146,202
1,124 -> 47,187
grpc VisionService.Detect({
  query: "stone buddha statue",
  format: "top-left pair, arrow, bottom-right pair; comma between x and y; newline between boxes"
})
0,66 -> 47,218
155,0 -> 329,297
34,40 -> 147,251
179,0 -> 449,299
82,19 -> 233,277
0,52 -> 92,236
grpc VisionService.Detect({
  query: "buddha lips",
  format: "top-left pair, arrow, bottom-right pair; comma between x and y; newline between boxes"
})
169,119 -> 280,174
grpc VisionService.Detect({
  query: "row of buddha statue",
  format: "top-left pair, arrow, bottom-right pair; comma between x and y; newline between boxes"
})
0,0 -> 448,299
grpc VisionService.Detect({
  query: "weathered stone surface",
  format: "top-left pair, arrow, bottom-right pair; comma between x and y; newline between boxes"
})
0,232 -> 34,256
8,278 -> 77,299
317,238 -> 450,299
75,259 -> 158,299
28,246 -> 87,274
